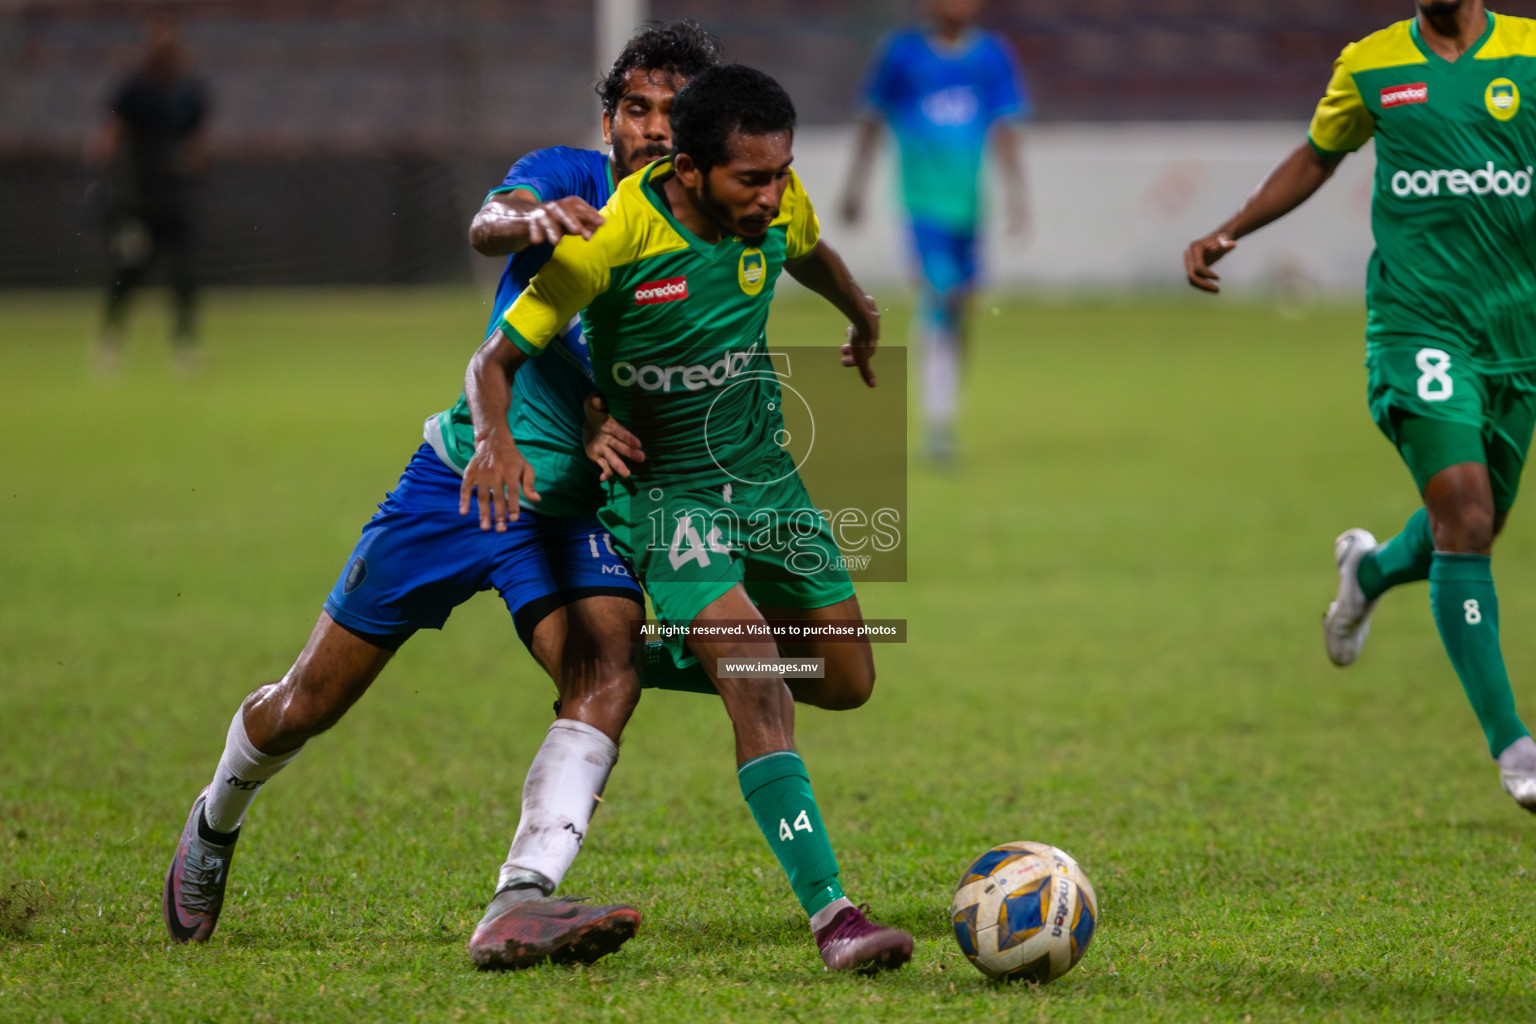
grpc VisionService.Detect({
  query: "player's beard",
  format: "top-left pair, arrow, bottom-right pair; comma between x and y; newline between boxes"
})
615,137 -> 672,179
698,176 -> 769,245
1418,0 -> 1464,17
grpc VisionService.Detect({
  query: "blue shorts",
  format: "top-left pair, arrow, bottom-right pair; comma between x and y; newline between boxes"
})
323,444 -> 641,650
909,218 -> 979,298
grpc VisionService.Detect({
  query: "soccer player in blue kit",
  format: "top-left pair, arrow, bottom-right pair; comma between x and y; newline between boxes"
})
162,22 -> 729,970
841,0 -> 1029,462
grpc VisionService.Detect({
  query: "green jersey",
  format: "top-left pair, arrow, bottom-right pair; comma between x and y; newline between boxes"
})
498,159 -> 819,482
1309,13 -> 1536,372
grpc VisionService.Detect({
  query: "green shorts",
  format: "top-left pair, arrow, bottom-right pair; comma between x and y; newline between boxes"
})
598,469 -> 856,658
518,446 -> 606,520
1366,340 -> 1536,509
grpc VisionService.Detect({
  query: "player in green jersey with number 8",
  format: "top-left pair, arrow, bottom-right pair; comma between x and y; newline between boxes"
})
1185,0 -> 1536,811
460,64 -> 912,972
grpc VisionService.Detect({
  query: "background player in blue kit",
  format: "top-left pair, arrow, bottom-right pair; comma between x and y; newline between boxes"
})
841,0 -> 1030,462
162,22 -> 723,971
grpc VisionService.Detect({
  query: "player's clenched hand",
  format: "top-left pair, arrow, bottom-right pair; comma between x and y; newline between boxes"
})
1185,232 -> 1236,293
459,433 -> 541,531
582,392 -> 644,481
840,293 -> 880,388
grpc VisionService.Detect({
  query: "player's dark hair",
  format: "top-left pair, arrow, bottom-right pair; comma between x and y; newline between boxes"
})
670,64 -> 797,174
596,20 -> 724,114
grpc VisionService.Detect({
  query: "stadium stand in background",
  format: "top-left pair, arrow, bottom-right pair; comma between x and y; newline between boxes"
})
3,0 -> 1534,287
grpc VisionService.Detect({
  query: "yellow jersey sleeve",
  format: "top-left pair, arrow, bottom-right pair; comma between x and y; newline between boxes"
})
1308,54 -> 1375,156
783,170 -> 821,260
499,234 -> 612,356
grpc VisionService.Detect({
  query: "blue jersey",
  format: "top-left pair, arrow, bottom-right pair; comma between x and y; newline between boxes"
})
860,28 -> 1028,230
427,146 -> 616,517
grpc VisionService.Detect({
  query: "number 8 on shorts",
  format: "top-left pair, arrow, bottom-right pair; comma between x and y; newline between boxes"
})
1416,347 -> 1454,401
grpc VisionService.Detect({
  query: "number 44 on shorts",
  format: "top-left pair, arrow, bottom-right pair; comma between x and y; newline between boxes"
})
778,809 -> 814,841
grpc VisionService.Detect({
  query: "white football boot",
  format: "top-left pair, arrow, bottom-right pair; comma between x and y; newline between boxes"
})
1324,528 -> 1379,666
1498,736 -> 1536,813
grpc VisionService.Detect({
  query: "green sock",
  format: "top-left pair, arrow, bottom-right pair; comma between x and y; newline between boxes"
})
1357,508 -> 1434,602
1429,553 -> 1530,757
639,642 -> 717,695
737,751 -> 845,917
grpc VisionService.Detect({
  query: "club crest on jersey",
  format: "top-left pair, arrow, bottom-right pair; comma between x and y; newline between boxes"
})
1380,83 -> 1428,108
738,248 -> 766,296
634,276 -> 688,305
1486,78 -> 1520,121
343,557 -> 367,594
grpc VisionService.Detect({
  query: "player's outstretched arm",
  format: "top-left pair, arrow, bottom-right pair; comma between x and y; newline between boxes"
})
786,240 -> 879,388
469,190 -> 606,257
460,328 -> 540,531
582,393 -> 645,482
1184,141 -> 1342,294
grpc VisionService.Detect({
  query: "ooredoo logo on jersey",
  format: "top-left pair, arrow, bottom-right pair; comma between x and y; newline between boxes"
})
634,277 -> 688,305
1381,83 -> 1428,108
1390,161 -> 1534,198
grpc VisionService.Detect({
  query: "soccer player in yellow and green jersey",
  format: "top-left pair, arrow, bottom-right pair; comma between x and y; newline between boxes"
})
1185,0 -> 1536,812
457,64 -> 913,973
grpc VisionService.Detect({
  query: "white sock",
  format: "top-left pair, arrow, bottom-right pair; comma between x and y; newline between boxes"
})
202,710 -> 303,833
810,897 -> 856,933
923,326 -> 959,431
495,719 -> 618,895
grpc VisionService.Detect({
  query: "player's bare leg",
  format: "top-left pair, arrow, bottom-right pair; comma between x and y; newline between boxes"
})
471,594 -> 643,970
241,613 -> 395,753
165,613 -> 394,942
690,586 -> 910,972
759,595 -> 876,711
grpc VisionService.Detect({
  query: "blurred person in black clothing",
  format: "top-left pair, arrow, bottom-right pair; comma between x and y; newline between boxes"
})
92,22 -> 209,371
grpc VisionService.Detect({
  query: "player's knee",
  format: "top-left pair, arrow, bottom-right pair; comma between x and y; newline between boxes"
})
559,648 -> 641,725
279,688 -> 348,739
818,662 -> 875,711
254,670 -> 352,741
719,676 -> 790,721
588,668 -> 642,718
1433,503 -> 1496,553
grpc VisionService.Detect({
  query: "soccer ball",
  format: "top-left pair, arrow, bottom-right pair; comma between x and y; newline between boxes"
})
950,841 -> 1098,984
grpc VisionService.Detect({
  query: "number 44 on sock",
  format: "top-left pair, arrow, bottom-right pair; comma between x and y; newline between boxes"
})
779,810 -> 814,841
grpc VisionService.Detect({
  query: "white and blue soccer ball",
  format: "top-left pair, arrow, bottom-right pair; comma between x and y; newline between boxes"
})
950,841 -> 1098,984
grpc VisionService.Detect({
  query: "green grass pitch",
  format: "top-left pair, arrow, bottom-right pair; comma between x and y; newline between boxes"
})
4,288 -> 1536,1023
